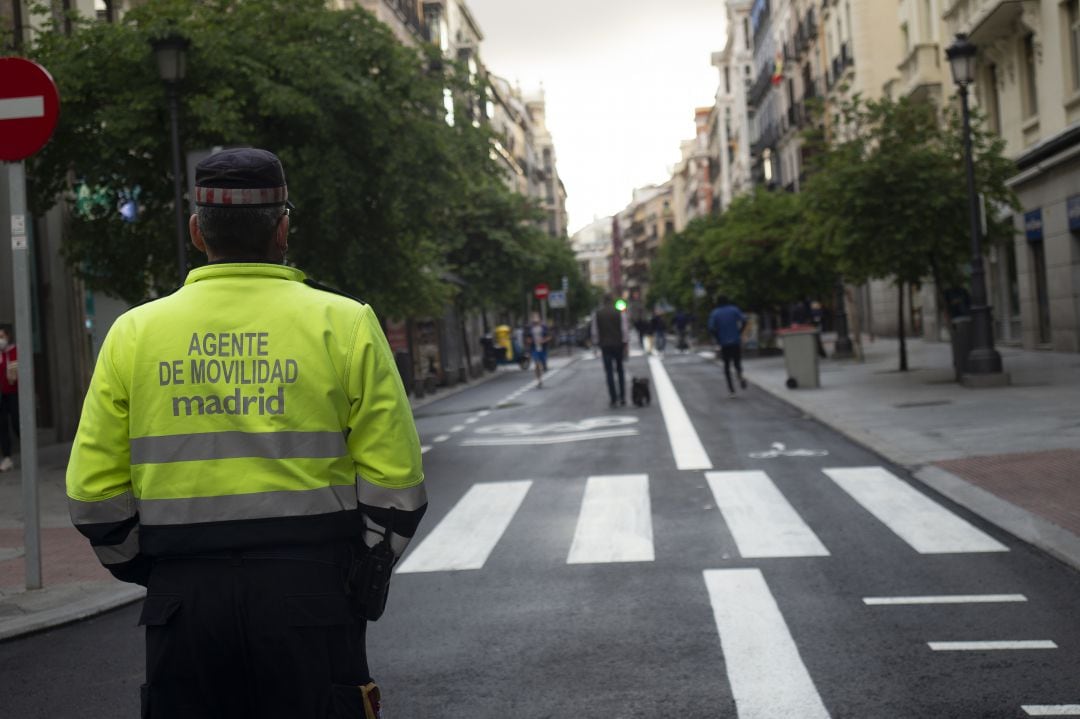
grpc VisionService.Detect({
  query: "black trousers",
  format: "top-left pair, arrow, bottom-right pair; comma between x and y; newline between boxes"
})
601,347 -> 625,403
0,392 -> 18,457
140,548 -> 370,719
720,343 -> 743,393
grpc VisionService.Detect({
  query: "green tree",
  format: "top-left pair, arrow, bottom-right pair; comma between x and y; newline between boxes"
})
801,95 -> 1017,369
25,0 -> 515,318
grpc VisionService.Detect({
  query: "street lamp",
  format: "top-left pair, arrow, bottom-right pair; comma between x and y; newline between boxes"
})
946,33 -> 1004,377
151,31 -> 191,282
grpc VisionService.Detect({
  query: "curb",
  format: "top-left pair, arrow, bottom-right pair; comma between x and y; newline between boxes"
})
0,584 -> 145,642
409,367 -> 506,413
733,360 -> 1080,575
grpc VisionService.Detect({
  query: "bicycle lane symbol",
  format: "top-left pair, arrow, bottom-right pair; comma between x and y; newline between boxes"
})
748,442 -> 829,459
462,416 -> 640,446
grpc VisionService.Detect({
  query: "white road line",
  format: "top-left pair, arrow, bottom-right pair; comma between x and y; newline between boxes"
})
698,350 -> 716,360
420,445 -> 432,454
0,95 -> 45,120
464,417 -> 479,424
567,474 -> 654,564
823,466 -> 1008,554
396,480 -> 532,574
647,355 -> 712,471
928,640 -> 1057,651
706,471 -> 830,558
432,434 -> 450,443
703,568 -> 831,719
478,410 -> 491,417
863,594 -> 1027,605
1023,706 -> 1080,716
462,428 -> 639,447
450,424 -> 466,433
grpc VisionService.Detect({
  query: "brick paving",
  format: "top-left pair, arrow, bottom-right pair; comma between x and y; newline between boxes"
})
936,449 -> 1080,537
0,526 -> 111,591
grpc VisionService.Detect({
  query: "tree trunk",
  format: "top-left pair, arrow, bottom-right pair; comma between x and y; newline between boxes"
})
897,281 -> 908,371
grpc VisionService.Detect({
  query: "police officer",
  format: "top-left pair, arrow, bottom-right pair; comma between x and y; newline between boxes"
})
66,149 -> 426,718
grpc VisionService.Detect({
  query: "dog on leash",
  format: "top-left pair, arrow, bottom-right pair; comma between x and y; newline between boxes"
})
631,376 -> 651,407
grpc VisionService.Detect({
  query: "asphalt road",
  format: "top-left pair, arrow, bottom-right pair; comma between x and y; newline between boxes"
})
2,348 -> 1079,718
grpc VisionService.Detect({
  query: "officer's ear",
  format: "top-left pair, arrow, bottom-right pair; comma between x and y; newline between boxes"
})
189,214 -> 208,255
273,211 -> 289,258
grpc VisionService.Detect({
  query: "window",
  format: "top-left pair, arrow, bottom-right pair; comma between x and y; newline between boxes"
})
1022,33 -> 1039,118
744,18 -> 751,50
1069,0 -> 1080,91
724,66 -> 731,94
921,0 -> 933,40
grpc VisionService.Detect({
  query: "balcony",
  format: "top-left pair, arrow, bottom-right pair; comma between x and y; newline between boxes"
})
897,43 -> 944,100
943,0 -> 1027,45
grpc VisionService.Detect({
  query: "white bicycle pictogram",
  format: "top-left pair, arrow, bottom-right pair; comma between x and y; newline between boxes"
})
474,416 -> 639,436
748,442 -> 829,459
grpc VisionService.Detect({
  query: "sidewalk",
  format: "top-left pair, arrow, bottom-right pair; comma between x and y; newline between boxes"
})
0,358 -> 550,642
744,334 -> 1080,572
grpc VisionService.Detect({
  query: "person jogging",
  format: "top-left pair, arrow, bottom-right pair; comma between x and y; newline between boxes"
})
707,295 -> 748,397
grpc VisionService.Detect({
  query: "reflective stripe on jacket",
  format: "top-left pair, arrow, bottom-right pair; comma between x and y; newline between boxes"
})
66,263 -> 426,583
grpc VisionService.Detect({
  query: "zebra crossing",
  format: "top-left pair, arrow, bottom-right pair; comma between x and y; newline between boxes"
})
396,464 -> 1007,575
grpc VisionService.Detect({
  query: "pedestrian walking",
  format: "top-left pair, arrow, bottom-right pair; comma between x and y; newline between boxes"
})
708,295 -> 748,397
66,149 -> 425,719
651,309 -> 667,355
591,293 -> 630,408
674,310 -> 690,353
0,325 -> 18,472
635,316 -> 650,353
527,312 -> 551,387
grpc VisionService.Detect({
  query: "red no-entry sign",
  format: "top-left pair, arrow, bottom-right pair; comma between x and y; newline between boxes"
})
534,283 -> 549,300
0,57 -> 61,162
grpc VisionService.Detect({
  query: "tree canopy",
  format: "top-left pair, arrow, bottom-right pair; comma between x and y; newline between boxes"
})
23,0 -> 581,321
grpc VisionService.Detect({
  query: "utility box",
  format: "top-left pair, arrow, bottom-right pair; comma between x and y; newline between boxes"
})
779,327 -> 821,389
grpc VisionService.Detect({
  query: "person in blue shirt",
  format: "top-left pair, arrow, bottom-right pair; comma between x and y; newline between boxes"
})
707,295 -> 748,397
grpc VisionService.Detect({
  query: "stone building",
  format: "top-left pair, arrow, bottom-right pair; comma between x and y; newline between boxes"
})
943,0 -> 1080,352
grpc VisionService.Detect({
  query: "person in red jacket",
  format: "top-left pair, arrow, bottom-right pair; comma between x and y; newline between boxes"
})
0,325 -> 18,472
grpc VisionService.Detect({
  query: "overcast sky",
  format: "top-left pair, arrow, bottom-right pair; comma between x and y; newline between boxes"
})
465,0 -> 729,235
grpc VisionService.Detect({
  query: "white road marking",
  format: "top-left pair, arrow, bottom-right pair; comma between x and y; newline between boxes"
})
698,350 -> 716,360
432,434 -> 450,443
1023,706 -> 1080,716
823,466 -> 1008,554
706,471 -> 830,558
450,425 -> 466,433
478,410 -> 491,417
396,480 -> 532,573
464,417 -> 479,424
647,355 -> 712,470
703,568 -> 831,719
0,95 -> 45,120
567,474 -> 654,564
462,428 -> 639,446
863,594 -> 1027,605
928,640 -> 1057,651
420,445 -> 432,454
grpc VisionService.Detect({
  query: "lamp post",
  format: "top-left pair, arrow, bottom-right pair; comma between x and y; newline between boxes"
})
151,32 -> 191,282
946,33 -> 1003,376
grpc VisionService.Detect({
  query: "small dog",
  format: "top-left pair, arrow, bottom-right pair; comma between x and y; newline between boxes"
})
631,376 -> 651,407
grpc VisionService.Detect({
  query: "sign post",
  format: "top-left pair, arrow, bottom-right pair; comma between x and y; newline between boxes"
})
534,283 -> 549,325
2,57 -> 61,591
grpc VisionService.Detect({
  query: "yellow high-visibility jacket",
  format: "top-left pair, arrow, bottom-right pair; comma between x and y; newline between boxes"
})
66,263 -> 426,584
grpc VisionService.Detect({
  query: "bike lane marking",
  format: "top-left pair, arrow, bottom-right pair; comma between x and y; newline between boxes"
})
647,356 -> 712,470
703,568 -> 832,719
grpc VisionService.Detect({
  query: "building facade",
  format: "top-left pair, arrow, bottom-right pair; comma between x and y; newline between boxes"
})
570,217 -> 613,292
711,0 -> 755,214
944,0 -> 1080,352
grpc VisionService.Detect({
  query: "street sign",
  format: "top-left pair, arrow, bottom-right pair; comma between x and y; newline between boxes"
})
548,290 -> 567,309
0,57 -> 61,162
534,283 -> 549,300
2,57 -> 57,590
